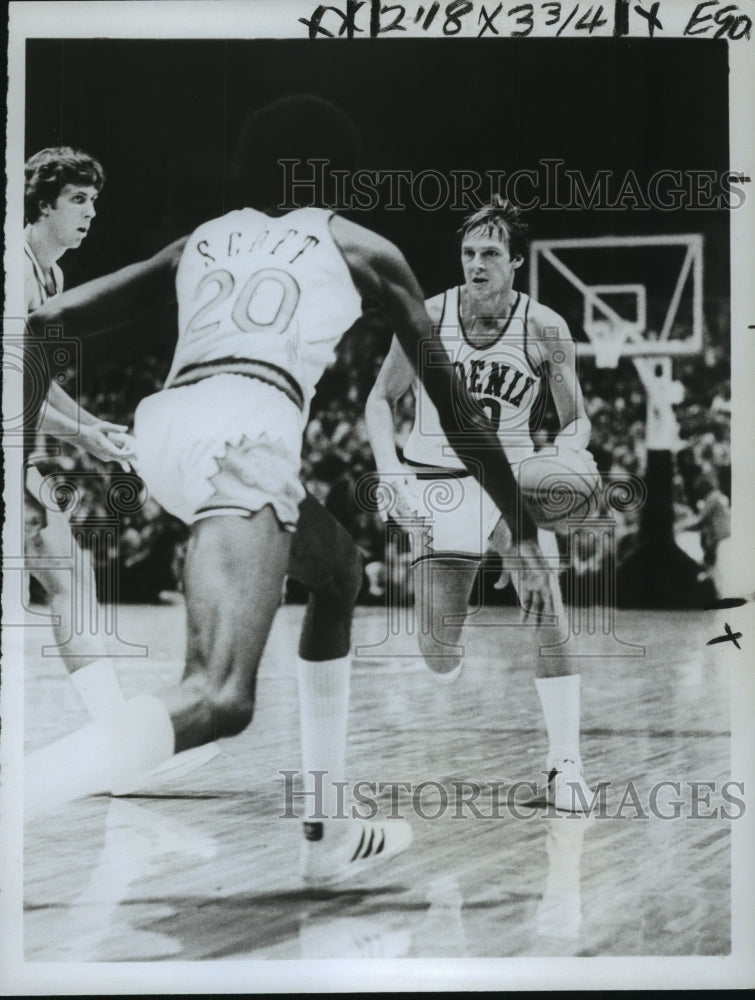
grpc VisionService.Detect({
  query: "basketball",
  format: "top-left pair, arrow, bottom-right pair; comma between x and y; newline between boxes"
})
517,448 -> 601,532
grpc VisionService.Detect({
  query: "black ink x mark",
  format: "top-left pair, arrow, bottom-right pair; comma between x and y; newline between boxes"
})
707,622 -> 742,650
634,1 -> 662,36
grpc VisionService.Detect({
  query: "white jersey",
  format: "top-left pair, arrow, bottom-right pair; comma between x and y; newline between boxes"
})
402,286 -> 542,470
25,238 -> 63,313
24,238 -> 64,448
167,206 -> 362,418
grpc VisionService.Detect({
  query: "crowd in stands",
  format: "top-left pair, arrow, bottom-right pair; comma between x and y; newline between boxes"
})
36,303 -> 731,608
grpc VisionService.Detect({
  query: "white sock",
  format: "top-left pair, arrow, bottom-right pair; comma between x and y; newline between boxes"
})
296,656 -> 351,822
71,659 -> 126,719
535,674 -> 582,768
25,694 -> 175,821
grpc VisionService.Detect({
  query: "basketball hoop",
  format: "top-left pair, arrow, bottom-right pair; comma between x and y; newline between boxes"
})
530,235 -> 704,363
585,319 -> 630,369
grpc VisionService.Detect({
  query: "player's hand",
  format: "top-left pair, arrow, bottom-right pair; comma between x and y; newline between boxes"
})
500,536 -> 560,622
377,472 -> 423,522
77,423 -> 137,469
105,430 -> 138,472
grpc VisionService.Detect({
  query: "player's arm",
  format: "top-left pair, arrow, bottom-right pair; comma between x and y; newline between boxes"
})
364,333 -> 422,520
36,399 -> 135,467
26,236 -> 188,342
364,335 -> 415,478
332,215 -> 539,546
42,383 -> 134,466
530,307 -> 591,451
365,294 -> 445,477
45,380 -> 125,432
24,237 -> 187,441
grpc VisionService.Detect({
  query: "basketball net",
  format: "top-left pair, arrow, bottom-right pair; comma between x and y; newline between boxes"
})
585,319 -> 631,369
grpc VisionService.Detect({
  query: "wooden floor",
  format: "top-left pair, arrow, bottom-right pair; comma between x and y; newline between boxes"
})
15,596 -> 754,985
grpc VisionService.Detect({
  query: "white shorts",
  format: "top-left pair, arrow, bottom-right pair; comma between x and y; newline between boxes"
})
133,375 -> 306,529
398,464 -> 559,564
398,468 -> 501,560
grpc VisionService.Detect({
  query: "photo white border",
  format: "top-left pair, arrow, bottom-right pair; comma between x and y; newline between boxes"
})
3,1 -> 754,992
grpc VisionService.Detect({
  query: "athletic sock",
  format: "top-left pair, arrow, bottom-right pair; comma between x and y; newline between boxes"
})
25,694 -> 175,821
535,674 -> 582,768
71,659 -> 126,719
296,656 -> 350,823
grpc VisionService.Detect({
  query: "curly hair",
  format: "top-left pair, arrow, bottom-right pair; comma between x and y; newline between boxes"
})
234,94 -> 361,209
459,195 -> 530,260
25,147 -> 105,224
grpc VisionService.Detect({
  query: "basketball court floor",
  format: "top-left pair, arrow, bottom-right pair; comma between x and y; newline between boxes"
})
17,596 -> 748,969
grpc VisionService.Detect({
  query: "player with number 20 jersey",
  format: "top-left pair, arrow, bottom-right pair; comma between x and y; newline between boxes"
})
135,206 -> 363,528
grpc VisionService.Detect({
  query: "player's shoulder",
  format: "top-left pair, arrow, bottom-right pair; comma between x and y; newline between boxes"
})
523,295 -> 571,342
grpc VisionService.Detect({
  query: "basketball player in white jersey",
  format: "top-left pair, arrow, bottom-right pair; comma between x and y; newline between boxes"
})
23,148 -> 136,721
25,98 -> 557,881
365,198 -> 596,810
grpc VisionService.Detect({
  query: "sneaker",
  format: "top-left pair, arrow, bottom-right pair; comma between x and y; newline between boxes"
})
110,742 -> 222,796
546,759 -> 594,813
301,818 -> 413,886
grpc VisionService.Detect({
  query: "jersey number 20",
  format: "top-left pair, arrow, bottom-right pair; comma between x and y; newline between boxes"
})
186,268 -> 299,337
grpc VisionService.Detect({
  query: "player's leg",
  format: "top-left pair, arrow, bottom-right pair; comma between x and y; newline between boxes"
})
285,493 -> 360,816
286,492 -> 412,882
25,508 -> 290,818
494,517 -> 592,811
24,468 -> 125,720
398,472 -> 489,682
289,491 -> 364,661
161,508 -> 292,749
411,555 -> 480,682
533,616 -> 591,812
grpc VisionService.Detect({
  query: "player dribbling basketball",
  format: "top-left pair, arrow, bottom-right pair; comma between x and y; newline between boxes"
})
366,198 -> 597,809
